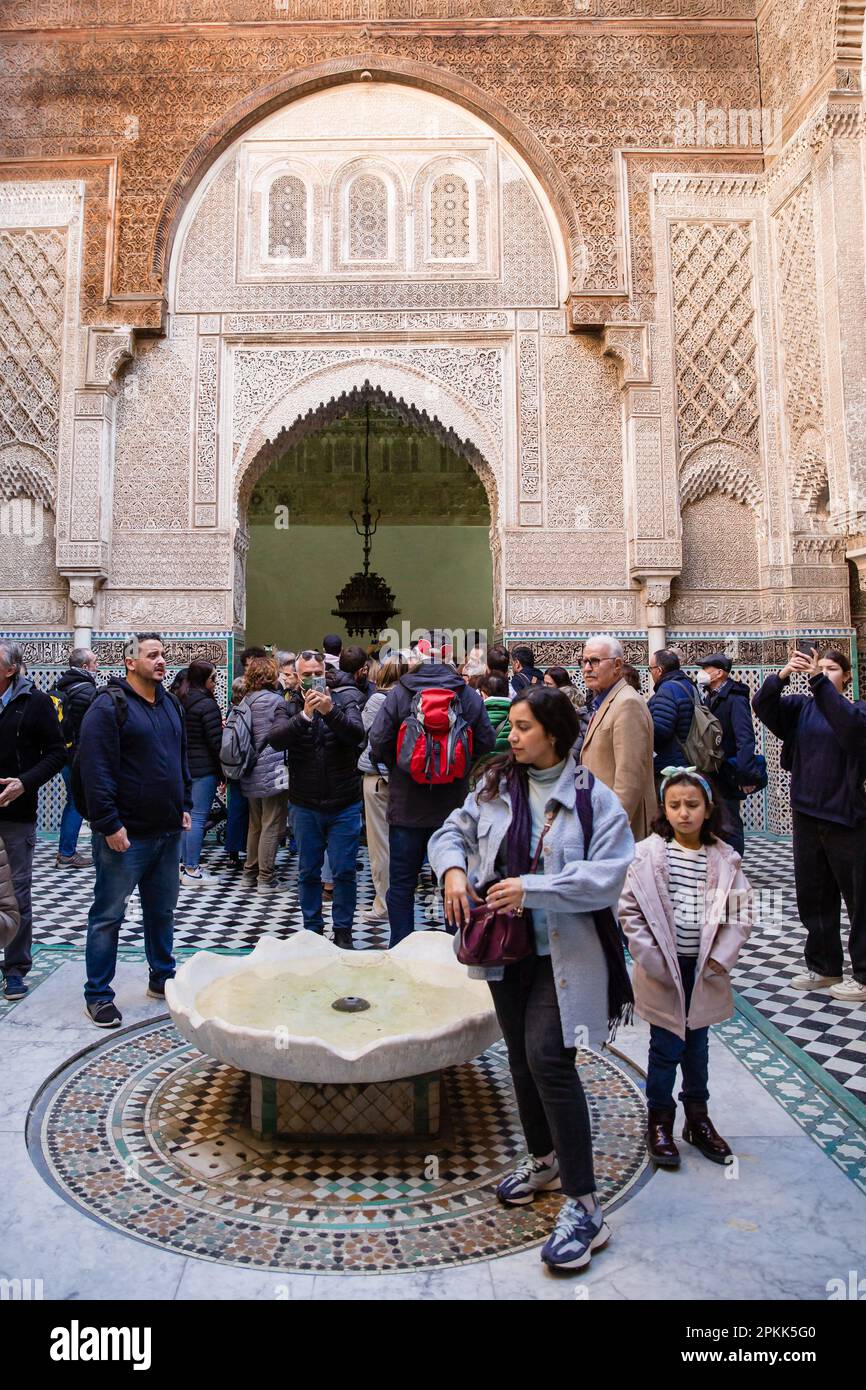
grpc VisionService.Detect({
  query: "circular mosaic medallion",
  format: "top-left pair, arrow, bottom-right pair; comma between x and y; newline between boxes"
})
30,1020 -> 648,1274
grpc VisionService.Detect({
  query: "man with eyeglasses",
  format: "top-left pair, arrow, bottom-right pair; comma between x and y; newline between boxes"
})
578,634 -> 656,840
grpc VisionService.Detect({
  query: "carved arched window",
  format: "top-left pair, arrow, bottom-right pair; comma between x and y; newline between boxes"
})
347,174 -> 389,261
429,173 -> 471,259
267,175 -> 308,259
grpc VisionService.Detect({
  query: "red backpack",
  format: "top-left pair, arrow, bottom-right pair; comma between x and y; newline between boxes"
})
396,688 -> 474,785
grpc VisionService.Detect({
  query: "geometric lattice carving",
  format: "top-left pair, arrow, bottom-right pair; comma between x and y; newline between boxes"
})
429,174 -> 471,260
669,222 -> 759,452
0,440 -> 56,509
348,174 -> 389,261
267,174 -> 307,259
0,227 -> 67,458
677,491 -> 760,591
679,442 -> 763,514
774,180 -> 828,514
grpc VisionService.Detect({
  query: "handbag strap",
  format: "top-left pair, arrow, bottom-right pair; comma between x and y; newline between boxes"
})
528,807 -> 557,873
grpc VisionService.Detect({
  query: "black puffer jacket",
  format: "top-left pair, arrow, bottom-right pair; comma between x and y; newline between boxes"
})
180,686 -> 223,779
0,676 -> 67,825
267,670 -> 366,812
51,668 -> 98,758
368,663 -> 496,828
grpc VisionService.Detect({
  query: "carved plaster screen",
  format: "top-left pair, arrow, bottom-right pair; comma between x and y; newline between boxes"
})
347,173 -> 390,262
267,174 -> 308,260
428,173 -> 471,260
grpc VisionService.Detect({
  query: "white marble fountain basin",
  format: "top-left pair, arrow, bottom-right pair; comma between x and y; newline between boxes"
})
165,930 -> 502,1084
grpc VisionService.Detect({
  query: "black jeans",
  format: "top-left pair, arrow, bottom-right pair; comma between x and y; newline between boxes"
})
488,953 -> 595,1198
645,954 -> 710,1109
792,810 -> 866,982
715,796 -> 745,858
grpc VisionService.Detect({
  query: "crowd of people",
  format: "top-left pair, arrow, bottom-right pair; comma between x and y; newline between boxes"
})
0,627 -> 864,1272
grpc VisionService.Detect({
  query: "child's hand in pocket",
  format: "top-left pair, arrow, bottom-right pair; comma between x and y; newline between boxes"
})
706,957 -> 727,975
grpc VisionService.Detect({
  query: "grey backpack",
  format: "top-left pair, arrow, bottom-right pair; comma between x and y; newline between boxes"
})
682,687 -> 725,775
220,697 -> 258,781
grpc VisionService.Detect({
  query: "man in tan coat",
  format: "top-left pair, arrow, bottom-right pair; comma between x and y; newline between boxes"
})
579,635 -> 656,840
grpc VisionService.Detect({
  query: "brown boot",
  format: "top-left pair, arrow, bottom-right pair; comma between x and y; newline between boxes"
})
682,1100 -> 732,1164
647,1106 -> 680,1168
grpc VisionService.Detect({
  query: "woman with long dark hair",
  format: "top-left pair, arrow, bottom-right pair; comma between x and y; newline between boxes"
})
177,659 -> 222,886
428,685 -> 635,1271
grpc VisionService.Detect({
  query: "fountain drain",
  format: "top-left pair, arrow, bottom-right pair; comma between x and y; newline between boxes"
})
331,996 -> 371,1012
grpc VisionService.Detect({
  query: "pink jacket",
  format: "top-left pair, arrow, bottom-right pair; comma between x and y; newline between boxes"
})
617,833 -> 752,1039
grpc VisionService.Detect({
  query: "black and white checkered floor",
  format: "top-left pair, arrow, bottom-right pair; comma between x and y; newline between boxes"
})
29,833 -> 866,1104
31,834 -> 443,955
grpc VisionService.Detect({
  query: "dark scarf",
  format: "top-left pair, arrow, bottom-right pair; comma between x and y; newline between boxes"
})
504,760 -> 634,1038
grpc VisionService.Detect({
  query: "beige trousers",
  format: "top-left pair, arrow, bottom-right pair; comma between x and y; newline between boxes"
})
246,792 -> 289,884
363,773 -> 390,916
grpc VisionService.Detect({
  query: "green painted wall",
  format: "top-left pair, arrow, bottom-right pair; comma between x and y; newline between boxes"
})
245,523 -> 494,650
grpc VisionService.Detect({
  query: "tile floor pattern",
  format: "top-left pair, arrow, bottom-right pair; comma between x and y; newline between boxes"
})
30,833 -> 866,1103
31,1019 -> 648,1274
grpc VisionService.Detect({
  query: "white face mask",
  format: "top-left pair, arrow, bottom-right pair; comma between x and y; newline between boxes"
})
696,670 -> 712,688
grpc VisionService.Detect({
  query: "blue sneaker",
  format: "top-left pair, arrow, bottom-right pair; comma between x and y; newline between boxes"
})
496,1153 -> 561,1207
3,973 -> 28,1000
540,1198 -> 611,1270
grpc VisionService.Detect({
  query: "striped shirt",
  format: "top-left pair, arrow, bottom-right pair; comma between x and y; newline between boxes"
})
665,841 -> 708,956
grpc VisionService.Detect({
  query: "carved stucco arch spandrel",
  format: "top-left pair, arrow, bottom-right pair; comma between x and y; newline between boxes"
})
151,55 -> 585,297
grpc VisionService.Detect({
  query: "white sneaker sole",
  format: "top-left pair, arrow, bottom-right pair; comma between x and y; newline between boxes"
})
84,1005 -> 122,1028
828,983 -> 866,1001
790,975 -> 842,991
541,1221 -> 611,1270
497,1174 -> 562,1207
180,876 -> 205,889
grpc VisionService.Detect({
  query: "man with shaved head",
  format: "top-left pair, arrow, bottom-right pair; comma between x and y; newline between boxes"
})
577,634 -> 656,840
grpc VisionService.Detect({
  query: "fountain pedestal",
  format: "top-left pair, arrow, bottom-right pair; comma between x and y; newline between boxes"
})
250,1071 -> 441,1138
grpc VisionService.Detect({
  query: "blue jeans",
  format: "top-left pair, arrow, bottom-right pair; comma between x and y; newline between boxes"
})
85,831 -> 180,1004
181,774 -> 217,869
58,763 -> 83,859
225,782 -> 249,856
386,823 -> 435,948
293,802 -> 362,934
646,954 -> 710,1108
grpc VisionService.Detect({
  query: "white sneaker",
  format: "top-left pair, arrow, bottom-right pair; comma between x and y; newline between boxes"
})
828,978 -> 866,1002
496,1153 -> 561,1207
790,970 -> 843,991
179,867 -> 206,888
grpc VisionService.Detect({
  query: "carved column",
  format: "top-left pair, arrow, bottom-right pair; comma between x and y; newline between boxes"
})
58,328 -> 134,623
67,576 -> 104,647
639,577 -> 673,655
600,324 -> 683,588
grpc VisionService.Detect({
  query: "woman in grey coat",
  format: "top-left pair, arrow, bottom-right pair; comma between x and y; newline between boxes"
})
428,685 -> 635,1272
239,656 -> 289,893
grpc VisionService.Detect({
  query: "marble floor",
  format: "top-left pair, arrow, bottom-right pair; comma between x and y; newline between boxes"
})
3,954 -> 864,1301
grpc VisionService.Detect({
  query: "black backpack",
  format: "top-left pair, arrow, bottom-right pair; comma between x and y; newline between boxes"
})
71,687 -> 183,820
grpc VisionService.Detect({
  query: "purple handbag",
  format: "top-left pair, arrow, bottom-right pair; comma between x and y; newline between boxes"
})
456,813 -> 554,968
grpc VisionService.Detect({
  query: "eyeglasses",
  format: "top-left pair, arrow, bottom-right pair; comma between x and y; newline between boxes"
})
299,650 -> 322,661
581,656 -> 613,669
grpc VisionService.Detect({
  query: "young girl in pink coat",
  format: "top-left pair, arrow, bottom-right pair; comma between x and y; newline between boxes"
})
618,768 -> 752,1169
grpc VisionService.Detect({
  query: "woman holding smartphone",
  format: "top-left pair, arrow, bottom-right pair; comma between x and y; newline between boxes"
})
753,646 -> 866,1001
428,686 -> 634,1271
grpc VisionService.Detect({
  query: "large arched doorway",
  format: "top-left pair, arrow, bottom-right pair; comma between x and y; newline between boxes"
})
238,384 -> 495,650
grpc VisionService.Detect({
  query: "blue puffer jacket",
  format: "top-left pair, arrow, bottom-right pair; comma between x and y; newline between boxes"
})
648,669 -> 696,773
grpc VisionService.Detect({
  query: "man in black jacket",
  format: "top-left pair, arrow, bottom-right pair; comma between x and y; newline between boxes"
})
698,652 -> 761,856
369,635 -> 496,947
51,647 -> 99,869
77,633 -> 192,1027
0,640 -> 67,998
268,649 -> 366,948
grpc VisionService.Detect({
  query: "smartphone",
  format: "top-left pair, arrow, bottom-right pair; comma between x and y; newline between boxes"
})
795,640 -> 814,658
312,675 -> 327,694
